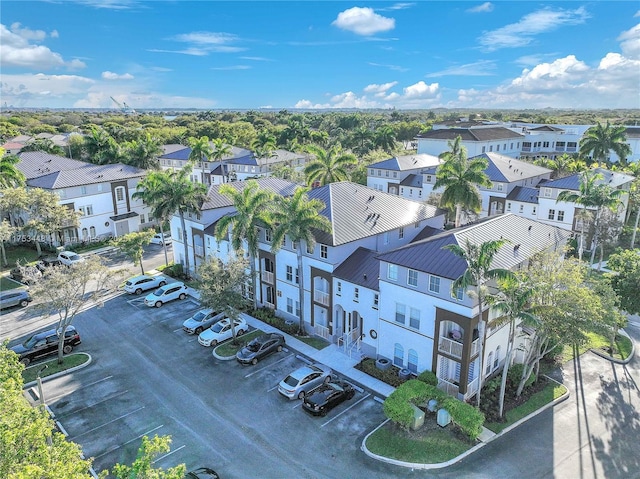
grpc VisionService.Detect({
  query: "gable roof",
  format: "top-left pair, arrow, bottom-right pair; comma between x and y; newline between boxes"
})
306,182 -> 442,246
478,152 -> 552,182
333,247 -> 380,290
159,144 -> 252,162
377,214 -> 570,280
399,174 -> 423,187
17,151 -> 89,180
369,153 -> 441,171
506,186 -> 539,204
543,167 -> 635,191
416,127 -> 524,142
529,125 -> 565,132
200,177 -> 299,211
27,163 -> 146,189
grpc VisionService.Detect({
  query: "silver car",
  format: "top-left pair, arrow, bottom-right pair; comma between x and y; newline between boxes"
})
278,363 -> 332,400
0,290 -> 33,309
182,309 -> 224,335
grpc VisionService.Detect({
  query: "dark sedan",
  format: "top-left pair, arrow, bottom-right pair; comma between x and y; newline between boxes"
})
185,467 -> 220,479
236,333 -> 285,365
10,326 -> 82,366
302,380 -> 355,416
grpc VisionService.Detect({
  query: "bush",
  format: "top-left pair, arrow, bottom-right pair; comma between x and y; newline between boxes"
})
508,364 -> 535,389
158,262 -> 184,279
355,358 -> 405,387
417,370 -> 438,386
249,308 -> 298,335
441,397 -> 485,440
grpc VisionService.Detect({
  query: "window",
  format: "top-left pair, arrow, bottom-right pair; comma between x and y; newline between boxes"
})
507,202 -> 512,211
388,264 -> 398,281
409,307 -> 420,329
292,240 -> 298,250
79,205 -> 94,216
548,209 -> 556,220
81,227 -> 88,239
295,300 -> 300,318
395,303 -> 406,324
496,144 -> 500,152
408,349 -> 418,374
532,206 -> 537,215
510,143 -> 514,149
320,245 -> 328,259
80,186 -> 87,195
519,204 -> 524,213
393,172 -> 398,179
369,169 -> 374,175
398,227 -> 404,239
89,226 -> 96,237
407,269 -> 418,287
543,141 -> 550,148
497,183 -> 503,192
383,232 -> 389,245
486,352 -> 494,375
177,227 -> 182,242
139,214 -> 145,224
429,275 -> 440,293
265,229 -> 272,242
306,243 -> 314,254
336,282 -> 342,296
385,170 -> 389,177
281,236 -> 286,248
287,298 -> 294,314
489,145 -> 493,152
494,346 -> 501,369
377,169 -> 382,176
482,146 -> 486,153
354,288 -> 359,302
115,187 -> 125,201
394,344 -> 404,367
286,265 -> 293,282
373,293 -> 379,309
543,188 -> 552,198
557,210 -> 565,222
426,175 -> 432,183
451,286 -> 464,301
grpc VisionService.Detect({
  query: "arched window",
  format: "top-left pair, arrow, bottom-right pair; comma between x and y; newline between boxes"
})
89,226 -> 96,238
81,228 -> 88,240
486,352 -> 493,375
393,343 -> 404,367
494,346 -> 501,369
408,349 -> 418,373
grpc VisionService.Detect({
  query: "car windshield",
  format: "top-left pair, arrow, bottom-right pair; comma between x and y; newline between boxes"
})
152,287 -> 166,296
211,322 -> 224,333
68,253 -> 80,261
23,335 -> 41,348
247,341 -> 260,352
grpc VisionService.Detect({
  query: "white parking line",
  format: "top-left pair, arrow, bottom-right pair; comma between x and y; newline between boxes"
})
267,385 -> 279,392
320,393 -> 371,428
70,406 -> 145,440
173,327 -> 183,333
152,444 -> 186,464
243,353 -> 294,378
48,376 -> 113,402
292,401 -> 302,409
56,390 -> 129,418
94,424 -> 164,459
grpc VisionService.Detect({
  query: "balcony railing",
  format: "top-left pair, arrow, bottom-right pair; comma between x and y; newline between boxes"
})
315,324 -> 330,340
314,290 -> 330,306
465,377 -> 479,400
437,378 -> 459,397
261,270 -> 274,284
438,336 -> 463,359
471,338 -> 480,357
194,245 -> 204,257
264,301 -> 275,310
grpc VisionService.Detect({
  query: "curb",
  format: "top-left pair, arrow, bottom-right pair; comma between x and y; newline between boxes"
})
212,346 -> 237,361
23,353 -> 93,389
588,328 -> 635,365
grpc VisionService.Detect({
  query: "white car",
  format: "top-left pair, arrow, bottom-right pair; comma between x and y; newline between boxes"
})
150,232 -> 172,246
278,363 -> 332,400
124,275 -> 167,295
144,282 -> 188,307
198,317 -> 247,347
58,251 -> 84,266
182,308 -> 224,335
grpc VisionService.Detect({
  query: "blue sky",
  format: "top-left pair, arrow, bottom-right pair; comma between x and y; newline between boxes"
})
1,1 -> 639,110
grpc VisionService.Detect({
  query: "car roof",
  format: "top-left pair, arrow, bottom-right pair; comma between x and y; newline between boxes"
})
128,275 -> 153,281
291,364 -> 323,378
1,290 -> 29,297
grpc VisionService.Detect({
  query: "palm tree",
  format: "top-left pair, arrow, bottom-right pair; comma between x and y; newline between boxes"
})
587,183 -> 624,268
557,169 -> 602,261
84,127 -> 118,164
270,187 -> 332,335
350,126 -> 373,155
443,238 -> 513,408
210,138 -> 233,182
251,133 -> 277,175
126,133 -> 163,170
373,125 -> 397,154
20,138 -> 65,156
152,166 -> 207,277
187,136 -> 213,183
0,149 -> 25,188
580,121 -> 632,166
435,136 -> 492,227
215,180 -> 274,309
303,145 -> 357,187
486,275 -> 537,418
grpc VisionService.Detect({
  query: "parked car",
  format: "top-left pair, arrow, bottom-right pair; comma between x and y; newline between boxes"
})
10,326 -> 81,366
36,256 -> 62,272
10,265 -> 42,284
302,380 -> 356,416
183,308 -> 224,335
198,317 -> 247,347
150,232 -> 172,246
124,275 -> 167,295
143,282 -> 188,307
58,251 -> 84,266
185,467 -> 220,479
0,290 -> 33,310
278,363 -> 332,400
236,333 -> 285,365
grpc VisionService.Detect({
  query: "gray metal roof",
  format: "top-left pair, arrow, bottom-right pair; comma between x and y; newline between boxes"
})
544,167 -> 635,190
506,186 -> 539,203
416,127 -> 524,142
369,154 -> 441,171
479,152 -> 551,183
26,163 -> 146,189
377,214 -> 571,280
17,152 -> 90,180
200,177 -> 299,211
333,247 -> 380,290
307,182 -> 441,246
399,174 -> 423,187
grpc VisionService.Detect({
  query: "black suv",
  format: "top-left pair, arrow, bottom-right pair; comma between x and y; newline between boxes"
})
10,326 -> 82,366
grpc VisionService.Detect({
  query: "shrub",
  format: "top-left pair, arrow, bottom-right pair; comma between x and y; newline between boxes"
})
356,358 -> 405,387
249,308 -> 298,335
482,375 -> 501,395
441,397 -> 485,440
508,364 -> 535,389
158,263 -> 184,279
417,370 -> 438,386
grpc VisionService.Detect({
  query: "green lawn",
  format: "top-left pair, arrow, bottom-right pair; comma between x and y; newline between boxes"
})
297,336 -> 330,350
214,329 -> 264,357
0,275 -> 25,291
1,245 -> 41,273
22,353 -> 90,383
560,331 -> 633,362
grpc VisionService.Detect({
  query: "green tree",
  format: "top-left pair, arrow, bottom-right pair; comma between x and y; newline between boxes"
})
587,183 -> 624,268
187,135 -> 213,166
210,138 -> 233,182
443,238 -> 513,407
215,180 -> 274,309
114,230 -> 156,275
20,138 -> 65,156
125,132 -> 163,170
0,148 -> 26,188
30,256 -> 125,364
106,435 -> 186,479
1,343 -> 93,479
24,189 -> 80,255
270,187 -> 332,335
373,125 -> 397,153
0,220 -> 17,266
606,248 -> 640,314
579,121 -> 632,166
435,136 -> 491,228
303,144 -> 357,187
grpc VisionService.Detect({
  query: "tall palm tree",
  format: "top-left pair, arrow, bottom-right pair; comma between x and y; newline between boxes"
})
251,133 -> 277,175
303,145 -> 357,187
373,125 -> 397,153
486,275 -> 537,418
270,187 -> 332,335
84,127 -> 116,164
187,136 -> 213,183
443,238 -> 513,408
350,126 -> 373,155
153,166 -> 207,277
557,169 -> 602,261
126,133 -> 163,170
215,180 -> 274,309
0,149 -> 25,188
580,121 -> 632,166
210,138 -> 233,182
132,170 -> 174,266
435,136 -> 492,227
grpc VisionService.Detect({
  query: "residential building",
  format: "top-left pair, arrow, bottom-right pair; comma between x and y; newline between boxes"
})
366,153 -> 440,198
416,126 -> 524,158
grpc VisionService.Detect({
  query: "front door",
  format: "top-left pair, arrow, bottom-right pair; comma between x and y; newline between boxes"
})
115,220 -> 130,237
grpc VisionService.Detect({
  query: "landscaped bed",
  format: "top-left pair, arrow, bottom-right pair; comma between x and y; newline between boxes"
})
214,329 -> 264,357
22,353 -> 90,383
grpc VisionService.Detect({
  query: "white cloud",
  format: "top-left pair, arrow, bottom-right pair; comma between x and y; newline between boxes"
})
0,23 -> 86,70
1,73 -> 95,107
173,32 -> 238,45
425,60 -> 496,77
377,3 -> 415,11
72,0 -> 139,10
618,23 -> 640,59
332,7 -> 395,36
403,81 -> 439,98
364,82 -> 398,94
240,56 -> 272,62
467,2 -> 494,14
155,31 -> 247,55
368,62 -> 409,72
102,71 -> 134,80
478,7 -> 589,51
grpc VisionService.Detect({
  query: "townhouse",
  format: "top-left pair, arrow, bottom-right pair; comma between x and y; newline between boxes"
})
416,126 -> 525,158
366,153 -> 441,199
14,152 -> 153,244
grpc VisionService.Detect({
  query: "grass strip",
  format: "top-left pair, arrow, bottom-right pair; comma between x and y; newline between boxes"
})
22,353 -> 90,383
296,336 -> 330,350
215,329 -> 264,357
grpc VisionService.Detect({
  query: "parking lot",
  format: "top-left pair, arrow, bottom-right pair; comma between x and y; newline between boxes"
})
29,291 -> 391,478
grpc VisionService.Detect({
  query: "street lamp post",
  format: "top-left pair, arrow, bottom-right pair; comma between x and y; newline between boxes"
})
37,364 -> 48,408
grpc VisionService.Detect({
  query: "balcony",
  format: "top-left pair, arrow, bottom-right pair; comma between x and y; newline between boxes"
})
264,301 -> 275,310
465,377 -> 479,400
438,336 -> 463,359
314,290 -> 330,306
470,338 -> 480,357
261,270 -> 274,284
315,324 -> 330,340
194,245 -> 204,257
437,378 -> 459,397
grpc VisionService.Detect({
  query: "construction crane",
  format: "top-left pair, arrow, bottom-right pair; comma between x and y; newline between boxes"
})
110,96 -> 136,115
